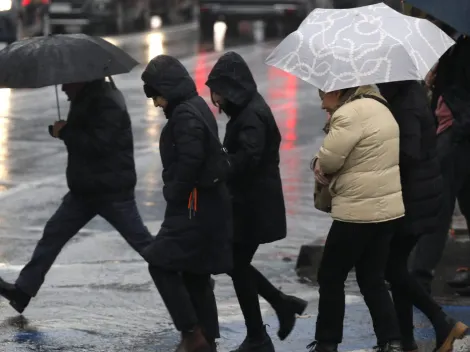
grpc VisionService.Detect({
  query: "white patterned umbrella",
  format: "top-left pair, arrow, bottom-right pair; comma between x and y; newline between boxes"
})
265,2 -> 455,92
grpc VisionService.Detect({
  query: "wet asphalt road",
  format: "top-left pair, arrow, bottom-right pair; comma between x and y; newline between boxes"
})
0,23 -> 468,352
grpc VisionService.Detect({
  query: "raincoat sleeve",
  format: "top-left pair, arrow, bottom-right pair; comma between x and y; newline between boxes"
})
164,111 -> 206,203
318,112 -> 362,175
59,97 -> 122,156
228,113 -> 266,178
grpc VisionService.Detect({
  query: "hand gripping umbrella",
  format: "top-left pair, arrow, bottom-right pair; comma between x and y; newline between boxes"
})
266,2 -> 455,92
0,33 -> 139,119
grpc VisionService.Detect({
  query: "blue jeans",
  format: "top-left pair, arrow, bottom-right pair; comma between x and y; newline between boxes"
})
16,192 -> 154,297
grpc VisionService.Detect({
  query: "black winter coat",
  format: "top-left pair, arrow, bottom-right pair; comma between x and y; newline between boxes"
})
59,80 -> 136,201
434,36 -> 470,143
141,55 -> 232,274
206,51 -> 286,245
379,81 -> 444,236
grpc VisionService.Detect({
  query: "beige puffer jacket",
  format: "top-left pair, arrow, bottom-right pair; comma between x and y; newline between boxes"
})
318,85 -> 405,223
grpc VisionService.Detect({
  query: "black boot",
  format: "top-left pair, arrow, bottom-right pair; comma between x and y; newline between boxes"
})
374,341 -> 403,352
401,339 -> 418,352
176,326 -> 212,352
306,341 -> 338,352
230,330 -> 275,352
0,277 -> 31,314
275,293 -> 308,340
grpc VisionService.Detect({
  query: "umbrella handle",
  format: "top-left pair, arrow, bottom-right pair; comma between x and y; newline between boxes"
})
54,85 -> 62,121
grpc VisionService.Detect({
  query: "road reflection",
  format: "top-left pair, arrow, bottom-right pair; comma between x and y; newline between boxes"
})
267,67 -> 300,216
146,32 -> 165,62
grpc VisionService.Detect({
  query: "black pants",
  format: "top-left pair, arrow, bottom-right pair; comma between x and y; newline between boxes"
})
16,192 -> 157,297
315,220 -> 400,345
228,242 -> 285,339
386,233 -> 448,345
412,129 -> 470,284
149,268 -> 220,340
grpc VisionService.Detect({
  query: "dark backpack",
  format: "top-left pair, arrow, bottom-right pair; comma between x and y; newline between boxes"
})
183,101 -> 232,187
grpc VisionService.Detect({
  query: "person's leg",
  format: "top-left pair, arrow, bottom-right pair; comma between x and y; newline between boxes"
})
149,267 -> 211,351
386,234 -> 419,350
0,193 -> 95,313
313,221 -> 370,348
229,243 -> 264,338
387,233 -> 469,351
182,273 -> 220,345
355,222 -> 401,348
97,198 -> 154,254
447,179 -> 470,288
411,129 -> 455,290
254,266 -> 308,340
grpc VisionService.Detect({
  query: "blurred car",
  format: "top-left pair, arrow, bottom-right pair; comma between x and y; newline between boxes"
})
198,0 -> 316,39
49,0 -> 150,35
0,0 -> 50,44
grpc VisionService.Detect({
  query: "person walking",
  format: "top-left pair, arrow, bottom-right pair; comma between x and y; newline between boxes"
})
411,34 -> 470,292
141,55 -> 233,352
378,80 -> 469,352
0,78 -> 161,315
205,51 -> 308,352
310,85 -> 404,352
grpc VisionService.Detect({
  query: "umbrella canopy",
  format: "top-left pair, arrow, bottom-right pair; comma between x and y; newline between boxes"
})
0,33 -> 139,89
266,3 -> 455,92
405,0 -> 470,36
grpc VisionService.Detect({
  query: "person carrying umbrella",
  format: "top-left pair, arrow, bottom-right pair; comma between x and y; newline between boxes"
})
140,54 -> 233,352
265,4 -> 456,352
205,51 -> 308,352
0,34 -> 163,318
0,75 -> 169,313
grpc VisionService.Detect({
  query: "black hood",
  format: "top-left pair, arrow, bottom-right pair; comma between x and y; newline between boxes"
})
141,55 -> 197,106
205,51 -> 257,107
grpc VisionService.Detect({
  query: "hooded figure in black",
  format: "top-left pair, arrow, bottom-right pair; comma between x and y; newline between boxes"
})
206,52 -> 307,352
378,81 -> 468,352
141,55 -> 233,352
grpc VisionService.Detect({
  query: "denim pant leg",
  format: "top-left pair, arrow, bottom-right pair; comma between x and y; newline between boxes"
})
16,193 -> 95,297
97,198 -> 154,255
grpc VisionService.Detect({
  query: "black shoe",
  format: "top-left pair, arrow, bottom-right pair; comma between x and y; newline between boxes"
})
0,277 -> 31,314
306,341 -> 338,352
275,294 -> 308,340
447,268 -> 470,289
230,331 -> 275,352
402,340 -> 418,352
373,341 -> 403,352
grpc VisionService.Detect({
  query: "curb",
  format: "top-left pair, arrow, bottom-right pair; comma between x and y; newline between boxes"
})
295,237 -> 326,283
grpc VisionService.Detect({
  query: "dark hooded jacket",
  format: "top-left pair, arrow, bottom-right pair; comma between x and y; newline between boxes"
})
58,79 -> 136,201
379,81 -> 444,236
206,52 -> 286,245
433,35 -> 470,143
141,55 -> 232,274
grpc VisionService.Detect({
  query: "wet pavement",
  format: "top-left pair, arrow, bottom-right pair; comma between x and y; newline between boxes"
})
0,23 -> 468,351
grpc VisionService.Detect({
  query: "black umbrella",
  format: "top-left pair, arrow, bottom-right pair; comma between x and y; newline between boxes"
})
0,33 -> 139,119
0,33 -> 138,89
405,0 -> 470,35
